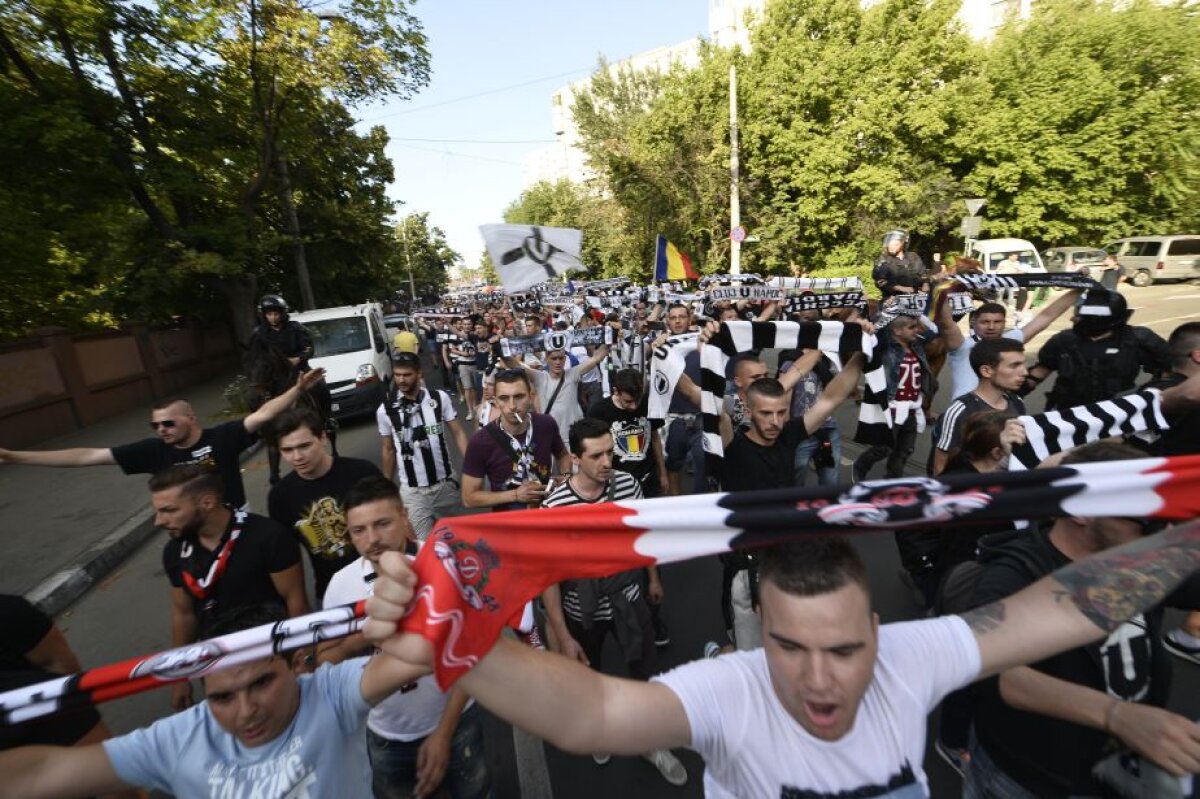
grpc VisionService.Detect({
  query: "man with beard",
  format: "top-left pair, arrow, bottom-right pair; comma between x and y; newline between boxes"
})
150,464 -> 307,710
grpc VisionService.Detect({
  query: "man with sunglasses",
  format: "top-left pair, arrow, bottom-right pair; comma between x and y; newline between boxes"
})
962,441 -> 1200,797
0,370 -> 325,510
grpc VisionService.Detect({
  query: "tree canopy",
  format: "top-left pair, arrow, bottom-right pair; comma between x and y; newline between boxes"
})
0,0 -> 433,340
531,0 -> 1199,280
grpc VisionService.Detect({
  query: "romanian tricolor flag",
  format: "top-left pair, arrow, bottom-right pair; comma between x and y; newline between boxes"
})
654,235 -> 698,281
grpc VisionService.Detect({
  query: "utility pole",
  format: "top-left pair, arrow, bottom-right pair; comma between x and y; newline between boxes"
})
400,221 -> 418,302
729,63 -> 741,275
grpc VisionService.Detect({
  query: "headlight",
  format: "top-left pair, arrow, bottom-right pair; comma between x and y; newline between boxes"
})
355,364 -> 379,385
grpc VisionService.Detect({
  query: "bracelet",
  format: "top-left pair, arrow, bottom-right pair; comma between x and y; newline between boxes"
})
1103,698 -> 1122,734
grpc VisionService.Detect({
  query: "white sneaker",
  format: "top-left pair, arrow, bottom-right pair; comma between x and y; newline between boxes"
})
645,749 -> 687,786
592,753 -> 611,765
466,410 -> 474,421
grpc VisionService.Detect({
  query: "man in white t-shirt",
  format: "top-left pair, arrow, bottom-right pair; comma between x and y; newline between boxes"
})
937,289 -> 1080,399
502,330 -> 611,447
364,525 -> 1200,798
322,475 -> 490,799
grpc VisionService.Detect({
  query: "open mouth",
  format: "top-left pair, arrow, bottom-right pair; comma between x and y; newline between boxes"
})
804,701 -> 840,728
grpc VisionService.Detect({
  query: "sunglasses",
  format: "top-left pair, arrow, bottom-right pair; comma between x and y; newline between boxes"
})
150,420 -> 177,430
394,353 -> 420,366
494,368 -> 525,379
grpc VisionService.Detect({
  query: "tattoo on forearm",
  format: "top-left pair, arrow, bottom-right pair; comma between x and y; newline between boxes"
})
962,601 -> 1006,636
1050,524 -> 1200,633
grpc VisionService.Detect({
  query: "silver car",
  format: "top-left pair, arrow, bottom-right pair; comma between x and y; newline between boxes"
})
1104,236 -> 1200,286
1042,247 -> 1107,274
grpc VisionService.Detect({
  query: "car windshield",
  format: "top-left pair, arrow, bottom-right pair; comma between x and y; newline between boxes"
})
989,250 -> 1038,269
305,317 -> 371,357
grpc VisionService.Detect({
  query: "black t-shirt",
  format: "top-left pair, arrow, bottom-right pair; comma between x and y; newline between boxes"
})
111,420 -> 255,508
723,419 -> 810,492
0,594 -> 51,672
162,511 -> 300,629
267,456 -> 381,600
587,396 -> 663,481
0,595 -> 101,749
1137,372 -> 1200,456
970,530 -> 1176,797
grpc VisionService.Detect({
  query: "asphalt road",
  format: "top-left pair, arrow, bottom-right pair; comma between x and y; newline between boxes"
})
43,280 -> 1200,797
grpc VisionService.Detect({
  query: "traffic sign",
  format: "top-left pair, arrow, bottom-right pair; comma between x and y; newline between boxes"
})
731,226 -> 747,243
961,215 -> 982,238
964,198 -> 986,216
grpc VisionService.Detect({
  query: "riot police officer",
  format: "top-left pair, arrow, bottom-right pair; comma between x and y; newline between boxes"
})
1022,290 -> 1170,410
872,230 -> 928,298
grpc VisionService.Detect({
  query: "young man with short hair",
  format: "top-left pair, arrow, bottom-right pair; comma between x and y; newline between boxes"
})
539,418 -> 686,787
365,521 -> 1200,799
931,337 -> 1028,475
322,476 -> 491,799
149,464 -> 308,710
460,370 -> 568,511
0,603 -> 429,799
267,407 -> 381,603
377,353 -> 468,541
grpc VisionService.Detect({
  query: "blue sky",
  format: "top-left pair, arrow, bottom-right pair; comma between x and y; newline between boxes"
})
352,1 -> 710,272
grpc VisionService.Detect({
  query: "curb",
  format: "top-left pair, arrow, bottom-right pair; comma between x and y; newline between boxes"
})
26,441 -> 263,617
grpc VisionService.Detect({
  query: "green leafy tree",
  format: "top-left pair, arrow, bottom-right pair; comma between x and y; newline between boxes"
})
393,212 -> 456,305
954,0 -> 1200,244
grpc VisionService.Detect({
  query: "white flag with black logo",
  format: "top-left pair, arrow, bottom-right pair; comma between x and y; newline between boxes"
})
479,224 -> 586,295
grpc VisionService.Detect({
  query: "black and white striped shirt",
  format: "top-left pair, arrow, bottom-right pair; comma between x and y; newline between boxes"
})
376,387 -> 457,488
542,471 -> 644,622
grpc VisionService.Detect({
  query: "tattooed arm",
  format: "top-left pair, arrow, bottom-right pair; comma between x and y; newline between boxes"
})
963,519 -> 1200,680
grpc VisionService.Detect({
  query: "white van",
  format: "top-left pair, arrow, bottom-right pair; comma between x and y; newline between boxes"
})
291,303 -> 392,419
967,238 -> 1048,274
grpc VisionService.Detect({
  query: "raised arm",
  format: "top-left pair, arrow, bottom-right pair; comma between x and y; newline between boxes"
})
1017,288 -> 1081,342
778,349 -> 821,393
802,352 -> 863,433
963,519 -> 1200,681
0,447 -> 115,468
243,368 -> 327,434
935,287 -> 966,352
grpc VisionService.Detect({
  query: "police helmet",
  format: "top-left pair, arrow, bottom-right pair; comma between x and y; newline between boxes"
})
1073,289 -> 1132,336
882,230 -> 910,247
259,294 -> 289,321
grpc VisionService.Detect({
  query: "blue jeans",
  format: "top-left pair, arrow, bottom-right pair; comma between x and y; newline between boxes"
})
793,426 -> 841,486
366,703 -> 492,799
964,732 -> 1098,799
665,417 -> 707,494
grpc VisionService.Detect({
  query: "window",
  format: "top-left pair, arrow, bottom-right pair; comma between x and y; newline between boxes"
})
1126,240 -> 1164,257
1166,237 -> 1200,256
370,318 -> 388,353
1044,250 -> 1065,267
306,318 -> 371,357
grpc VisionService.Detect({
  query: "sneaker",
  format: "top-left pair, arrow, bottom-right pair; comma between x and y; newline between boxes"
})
703,641 -> 722,659
644,749 -> 687,786
1163,629 -> 1200,666
851,461 -> 868,484
592,753 -> 611,765
465,410 -> 474,421
653,616 -> 671,647
934,739 -> 969,779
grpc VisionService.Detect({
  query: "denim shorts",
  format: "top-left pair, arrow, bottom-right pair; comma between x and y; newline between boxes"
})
366,703 -> 492,799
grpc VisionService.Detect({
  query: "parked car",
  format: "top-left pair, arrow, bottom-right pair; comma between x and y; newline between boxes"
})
1103,235 -> 1200,287
967,238 -> 1047,274
291,303 -> 392,419
1042,247 -> 1107,274
382,313 -> 413,340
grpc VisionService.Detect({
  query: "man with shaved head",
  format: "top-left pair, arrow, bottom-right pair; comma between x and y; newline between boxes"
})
0,370 -> 324,509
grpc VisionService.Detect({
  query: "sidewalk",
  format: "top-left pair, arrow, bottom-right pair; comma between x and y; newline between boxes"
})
1,372 -> 248,614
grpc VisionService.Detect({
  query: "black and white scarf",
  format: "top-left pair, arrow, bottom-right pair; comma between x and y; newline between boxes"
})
782,291 -> 867,315
1010,389 -> 1168,470
499,326 -> 614,357
953,272 -> 1099,292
